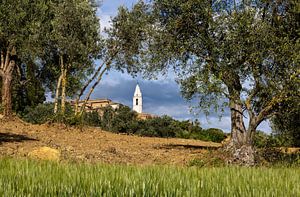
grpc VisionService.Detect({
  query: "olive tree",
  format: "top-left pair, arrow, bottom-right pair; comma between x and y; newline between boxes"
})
107,0 -> 299,164
44,0 -> 102,114
0,1 -> 48,117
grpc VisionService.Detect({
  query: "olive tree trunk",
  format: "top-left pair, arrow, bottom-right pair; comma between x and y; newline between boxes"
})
0,49 -> 16,118
54,55 -> 67,114
54,74 -> 62,114
1,75 -> 13,117
226,97 -> 256,166
61,67 -> 67,114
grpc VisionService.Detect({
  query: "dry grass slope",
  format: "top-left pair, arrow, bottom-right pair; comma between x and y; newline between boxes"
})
0,118 -> 220,165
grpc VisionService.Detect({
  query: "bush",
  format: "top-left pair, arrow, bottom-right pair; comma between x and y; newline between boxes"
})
257,148 -> 300,167
253,131 -> 291,148
21,102 -> 77,125
21,103 -> 226,143
82,111 -> 101,127
22,103 -> 55,124
203,128 -> 227,143
100,105 -> 137,133
253,131 -> 269,148
21,102 -> 101,127
99,107 -> 226,142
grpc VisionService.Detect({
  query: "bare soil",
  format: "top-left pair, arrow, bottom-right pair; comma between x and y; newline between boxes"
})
0,118 -> 221,166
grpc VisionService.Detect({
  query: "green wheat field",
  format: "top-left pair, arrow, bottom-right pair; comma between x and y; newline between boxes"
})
0,158 -> 299,196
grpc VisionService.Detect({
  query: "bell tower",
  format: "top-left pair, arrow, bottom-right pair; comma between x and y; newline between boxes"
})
133,83 -> 142,113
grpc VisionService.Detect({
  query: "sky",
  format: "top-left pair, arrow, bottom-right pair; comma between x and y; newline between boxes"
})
88,0 -> 272,133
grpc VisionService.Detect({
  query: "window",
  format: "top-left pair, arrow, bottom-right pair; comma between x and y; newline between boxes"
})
136,99 -> 138,105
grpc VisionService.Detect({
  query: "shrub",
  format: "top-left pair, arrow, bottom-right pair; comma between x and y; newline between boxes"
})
100,105 -> 137,133
253,131 -> 291,148
22,103 -> 55,124
253,131 -> 269,148
203,128 -> 227,143
21,102 -> 101,127
22,103 -> 226,143
257,148 -> 300,167
82,111 -> 101,127
100,107 -> 226,142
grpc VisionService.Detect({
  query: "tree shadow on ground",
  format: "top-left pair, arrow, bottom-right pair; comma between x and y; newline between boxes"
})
156,144 -> 219,150
0,132 -> 37,145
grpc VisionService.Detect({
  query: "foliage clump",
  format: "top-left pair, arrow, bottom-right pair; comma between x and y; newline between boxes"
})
99,106 -> 226,142
21,103 -> 226,143
21,103 -> 100,127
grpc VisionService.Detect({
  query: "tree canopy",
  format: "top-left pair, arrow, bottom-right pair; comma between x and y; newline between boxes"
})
0,0 -> 102,116
0,0 -> 49,116
108,0 -> 300,164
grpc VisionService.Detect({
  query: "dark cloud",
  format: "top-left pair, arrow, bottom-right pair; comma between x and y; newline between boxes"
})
85,72 -> 229,132
86,71 -> 273,133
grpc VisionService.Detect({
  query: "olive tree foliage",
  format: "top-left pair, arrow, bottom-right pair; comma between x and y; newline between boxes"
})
271,98 -> 300,147
0,0 -> 49,117
40,0 -> 102,114
107,0 -> 299,163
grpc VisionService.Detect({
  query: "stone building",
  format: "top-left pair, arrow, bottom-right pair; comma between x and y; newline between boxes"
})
72,99 -> 121,112
70,83 -> 157,119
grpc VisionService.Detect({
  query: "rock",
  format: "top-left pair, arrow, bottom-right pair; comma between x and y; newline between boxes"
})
28,147 -> 60,161
0,114 -> 3,119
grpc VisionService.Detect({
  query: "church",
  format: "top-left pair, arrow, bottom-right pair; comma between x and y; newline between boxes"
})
132,83 -> 156,120
72,83 -> 156,119
132,83 -> 142,113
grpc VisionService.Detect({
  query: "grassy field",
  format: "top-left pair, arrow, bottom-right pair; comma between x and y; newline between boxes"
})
0,158 -> 299,196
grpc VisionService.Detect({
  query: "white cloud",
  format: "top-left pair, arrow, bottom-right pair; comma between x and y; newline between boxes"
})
201,116 -> 231,132
146,104 -> 190,117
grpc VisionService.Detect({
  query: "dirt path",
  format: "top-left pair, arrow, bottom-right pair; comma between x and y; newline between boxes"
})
0,118 -> 221,165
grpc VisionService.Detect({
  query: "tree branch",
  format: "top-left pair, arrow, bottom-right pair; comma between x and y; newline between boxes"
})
79,62 -> 111,115
1,50 -> 4,69
19,79 -> 31,86
75,47 -> 119,115
3,49 -> 10,72
256,95 -> 283,125
74,61 -> 105,112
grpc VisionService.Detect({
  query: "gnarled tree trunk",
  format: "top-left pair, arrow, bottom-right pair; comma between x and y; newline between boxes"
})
0,48 -> 16,118
227,100 -> 255,166
226,97 -> 256,166
1,75 -> 13,117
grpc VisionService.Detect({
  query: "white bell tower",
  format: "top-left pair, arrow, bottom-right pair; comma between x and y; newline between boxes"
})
133,83 -> 142,113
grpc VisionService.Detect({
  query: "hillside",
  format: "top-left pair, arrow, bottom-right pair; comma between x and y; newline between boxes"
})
0,118 -> 221,165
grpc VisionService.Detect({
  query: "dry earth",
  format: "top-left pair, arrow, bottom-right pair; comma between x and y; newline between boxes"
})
0,118 -> 221,166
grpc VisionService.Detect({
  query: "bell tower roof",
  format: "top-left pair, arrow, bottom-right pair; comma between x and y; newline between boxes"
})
134,84 -> 142,96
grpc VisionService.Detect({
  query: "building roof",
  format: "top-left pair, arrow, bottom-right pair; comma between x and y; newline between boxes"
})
134,84 -> 142,97
74,99 -> 112,104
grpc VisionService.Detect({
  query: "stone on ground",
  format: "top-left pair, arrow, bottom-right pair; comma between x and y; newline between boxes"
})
28,147 -> 60,161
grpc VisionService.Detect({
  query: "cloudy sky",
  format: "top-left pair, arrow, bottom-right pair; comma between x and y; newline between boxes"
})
88,0 -> 272,133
